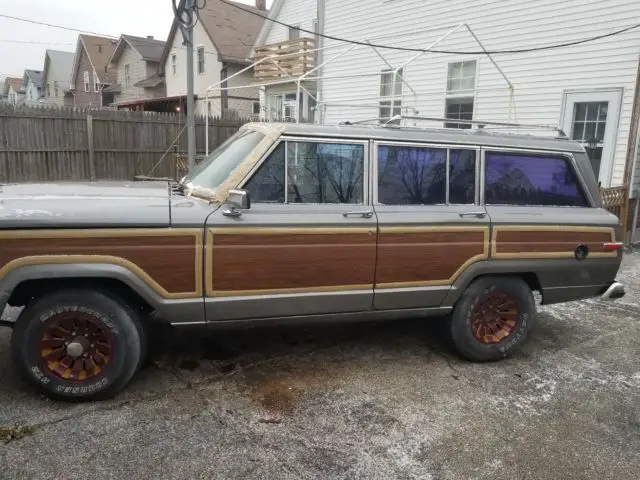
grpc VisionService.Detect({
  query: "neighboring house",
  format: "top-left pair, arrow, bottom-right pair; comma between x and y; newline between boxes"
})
41,49 -> 75,107
256,0 -> 640,235
2,77 -> 25,105
22,69 -> 43,106
105,35 -> 168,111
160,0 -> 266,117
251,0 -> 318,122
69,34 -> 118,108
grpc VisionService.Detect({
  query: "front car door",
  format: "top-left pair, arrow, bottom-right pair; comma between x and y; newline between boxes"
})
204,136 -> 377,322
372,140 -> 489,310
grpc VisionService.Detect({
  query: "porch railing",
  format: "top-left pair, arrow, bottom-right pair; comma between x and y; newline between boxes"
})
253,38 -> 316,80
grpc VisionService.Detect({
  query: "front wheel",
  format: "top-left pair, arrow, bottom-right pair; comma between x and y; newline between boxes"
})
11,289 -> 142,401
448,276 -> 536,362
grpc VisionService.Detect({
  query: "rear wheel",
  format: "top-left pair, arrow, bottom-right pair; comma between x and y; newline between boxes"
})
448,276 -> 536,362
11,289 -> 142,401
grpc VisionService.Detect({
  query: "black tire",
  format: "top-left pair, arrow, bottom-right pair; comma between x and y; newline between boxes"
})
11,289 -> 142,401
448,276 -> 535,362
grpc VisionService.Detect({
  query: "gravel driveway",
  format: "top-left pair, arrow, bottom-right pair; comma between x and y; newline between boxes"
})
1,254 -> 639,480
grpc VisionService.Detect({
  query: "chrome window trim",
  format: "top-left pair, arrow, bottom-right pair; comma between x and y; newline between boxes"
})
238,136 -> 370,206
481,147 -> 595,208
372,140 -> 481,207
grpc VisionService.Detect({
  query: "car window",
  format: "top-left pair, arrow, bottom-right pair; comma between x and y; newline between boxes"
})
245,141 -> 365,205
244,143 -> 286,203
378,145 -> 446,205
485,151 -> 588,207
449,149 -> 476,204
182,129 -> 265,192
287,142 -> 364,204
377,145 -> 476,205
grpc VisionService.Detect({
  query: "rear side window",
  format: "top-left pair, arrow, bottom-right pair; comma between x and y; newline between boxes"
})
484,152 -> 588,207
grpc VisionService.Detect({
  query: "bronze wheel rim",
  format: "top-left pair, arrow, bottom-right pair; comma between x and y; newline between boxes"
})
39,312 -> 114,382
470,291 -> 519,345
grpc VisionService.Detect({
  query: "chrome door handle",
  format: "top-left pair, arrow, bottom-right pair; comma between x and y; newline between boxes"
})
459,211 -> 487,219
343,210 -> 374,219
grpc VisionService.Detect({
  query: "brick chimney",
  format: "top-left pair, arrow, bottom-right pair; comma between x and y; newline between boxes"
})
255,0 -> 266,10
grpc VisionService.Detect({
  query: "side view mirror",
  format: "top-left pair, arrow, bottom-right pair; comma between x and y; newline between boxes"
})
222,189 -> 251,217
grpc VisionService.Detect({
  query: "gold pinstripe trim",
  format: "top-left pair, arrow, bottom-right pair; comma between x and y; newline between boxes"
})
376,226 -> 491,288
491,225 -> 617,259
209,227 -> 373,235
0,229 -> 203,299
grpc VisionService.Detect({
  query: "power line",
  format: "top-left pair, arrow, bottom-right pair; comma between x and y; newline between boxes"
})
0,39 -> 75,45
219,0 -> 640,55
0,13 -> 118,38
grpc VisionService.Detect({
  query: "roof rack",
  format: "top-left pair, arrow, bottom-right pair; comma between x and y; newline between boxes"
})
386,115 -> 568,139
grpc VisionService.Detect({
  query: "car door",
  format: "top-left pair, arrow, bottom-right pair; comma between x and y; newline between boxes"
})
372,140 -> 489,310
204,136 -> 377,322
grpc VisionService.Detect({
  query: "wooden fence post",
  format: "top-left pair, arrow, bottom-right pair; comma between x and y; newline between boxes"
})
86,114 -> 96,181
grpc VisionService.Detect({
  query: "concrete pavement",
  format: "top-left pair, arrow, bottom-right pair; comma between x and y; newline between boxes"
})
1,254 -> 639,479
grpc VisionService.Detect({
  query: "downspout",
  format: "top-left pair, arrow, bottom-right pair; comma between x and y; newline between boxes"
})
316,0 -> 325,124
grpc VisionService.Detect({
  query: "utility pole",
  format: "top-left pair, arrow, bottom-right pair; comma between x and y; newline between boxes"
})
177,0 -> 196,174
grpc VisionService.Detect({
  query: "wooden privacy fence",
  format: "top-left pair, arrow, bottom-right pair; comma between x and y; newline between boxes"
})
600,184 -> 629,242
0,104 -> 245,183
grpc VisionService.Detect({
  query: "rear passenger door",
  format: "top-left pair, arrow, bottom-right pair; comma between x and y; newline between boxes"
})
372,141 -> 490,310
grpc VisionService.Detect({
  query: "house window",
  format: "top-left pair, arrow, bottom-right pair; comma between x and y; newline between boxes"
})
289,25 -> 301,40
98,44 -> 102,54
571,101 -> 608,180
245,141 -> 365,204
445,60 -> 477,129
445,98 -> 474,129
93,71 -> 100,92
54,81 -> 59,97
46,84 -> 51,97
484,151 -> 588,207
171,53 -> 177,75
379,68 -> 403,124
252,101 -> 261,115
124,64 -> 131,86
197,47 -> 205,74
83,71 -> 90,92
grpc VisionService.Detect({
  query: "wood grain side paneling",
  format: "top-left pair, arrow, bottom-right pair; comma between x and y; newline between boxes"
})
375,228 -> 489,287
0,230 -> 202,298
492,226 -> 616,258
208,229 -> 376,296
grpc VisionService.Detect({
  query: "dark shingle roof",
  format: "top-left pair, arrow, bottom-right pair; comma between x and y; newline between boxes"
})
197,0 -> 265,63
121,35 -> 166,62
24,69 -> 43,88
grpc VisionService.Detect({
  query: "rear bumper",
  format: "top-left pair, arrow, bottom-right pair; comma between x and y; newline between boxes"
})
601,281 -> 625,300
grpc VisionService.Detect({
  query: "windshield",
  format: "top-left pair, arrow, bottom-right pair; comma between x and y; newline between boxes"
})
182,129 -> 265,194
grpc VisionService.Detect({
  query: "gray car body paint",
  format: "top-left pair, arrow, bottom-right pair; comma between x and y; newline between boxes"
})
0,123 -> 625,326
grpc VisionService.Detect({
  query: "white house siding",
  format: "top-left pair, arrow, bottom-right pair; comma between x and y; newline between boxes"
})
319,0 -> 640,188
165,21 -> 223,116
264,0 -> 317,46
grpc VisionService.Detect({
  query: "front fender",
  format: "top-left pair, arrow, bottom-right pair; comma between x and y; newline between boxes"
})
0,263 -> 205,324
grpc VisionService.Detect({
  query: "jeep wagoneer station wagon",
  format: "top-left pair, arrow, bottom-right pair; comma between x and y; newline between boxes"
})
0,120 -> 626,401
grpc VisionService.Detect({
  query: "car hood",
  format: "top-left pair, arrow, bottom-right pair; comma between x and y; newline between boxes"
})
0,181 -> 172,228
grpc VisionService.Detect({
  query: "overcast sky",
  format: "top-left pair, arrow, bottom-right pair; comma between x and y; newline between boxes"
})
0,0 -> 273,79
